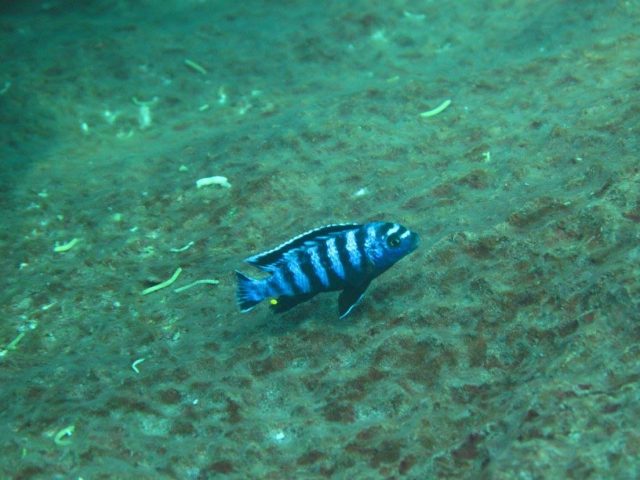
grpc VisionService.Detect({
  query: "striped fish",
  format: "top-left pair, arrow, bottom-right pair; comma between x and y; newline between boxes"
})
235,221 -> 419,318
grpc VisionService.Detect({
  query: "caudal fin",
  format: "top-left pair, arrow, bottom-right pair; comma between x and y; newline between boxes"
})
235,271 -> 264,312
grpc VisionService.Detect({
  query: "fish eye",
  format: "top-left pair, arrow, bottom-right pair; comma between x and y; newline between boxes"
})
387,234 -> 401,248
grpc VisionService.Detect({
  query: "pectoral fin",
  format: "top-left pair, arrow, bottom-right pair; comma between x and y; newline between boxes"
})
338,281 -> 371,319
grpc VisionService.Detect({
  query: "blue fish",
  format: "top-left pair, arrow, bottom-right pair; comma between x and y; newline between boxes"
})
235,221 -> 419,318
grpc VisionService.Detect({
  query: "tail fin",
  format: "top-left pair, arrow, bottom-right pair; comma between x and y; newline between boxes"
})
235,271 -> 264,312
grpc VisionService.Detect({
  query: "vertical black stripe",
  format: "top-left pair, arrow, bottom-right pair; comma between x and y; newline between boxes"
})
299,251 -> 322,292
355,226 -> 368,267
335,234 -> 356,282
270,269 -> 292,297
308,245 -> 330,288
290,263 -> 306,294
318,239 -> 341,287
280,259 -> 300,295
291,252 -> 312,294
313,247 -> 330,288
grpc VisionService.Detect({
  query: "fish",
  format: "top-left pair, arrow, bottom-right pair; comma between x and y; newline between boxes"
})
235,221 -> 419,318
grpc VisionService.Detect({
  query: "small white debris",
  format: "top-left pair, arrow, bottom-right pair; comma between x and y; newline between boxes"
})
169,241 -> 195,253
196,176 -> 231,189
0,81 -> 11,95
237,100 -> 252,116
419,99 -> 452,118
371,30 -> 388,43
353,187 -> 368,198
132,97 -> 159,130
41,301 -> 57,311
184,58 -> 207,75
218,86 -> 227,105
103,109 -> 120,125
53,425 -> 75,446
403,10 -> 426,21
53,238 -> 80,253
268,428 -> 288,444
116,129 -> 134,139
137,104 -> 152,129
131,358 -> 146,373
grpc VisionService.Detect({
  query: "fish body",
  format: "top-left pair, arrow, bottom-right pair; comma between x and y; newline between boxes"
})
235,221 -> 419,318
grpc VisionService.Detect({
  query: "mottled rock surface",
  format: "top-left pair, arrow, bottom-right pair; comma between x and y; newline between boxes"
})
1,1 -> 638,478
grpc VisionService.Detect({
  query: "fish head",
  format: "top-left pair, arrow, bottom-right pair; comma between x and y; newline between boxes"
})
366,222 -> 420,271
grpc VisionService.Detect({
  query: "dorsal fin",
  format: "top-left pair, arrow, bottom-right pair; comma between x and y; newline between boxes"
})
245,223 -> 360,271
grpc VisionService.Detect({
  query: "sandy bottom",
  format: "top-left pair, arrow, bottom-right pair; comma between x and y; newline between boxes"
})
1,1 -> 639,478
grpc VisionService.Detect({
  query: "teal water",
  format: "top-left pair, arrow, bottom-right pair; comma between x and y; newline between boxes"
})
1,1 -> 639,478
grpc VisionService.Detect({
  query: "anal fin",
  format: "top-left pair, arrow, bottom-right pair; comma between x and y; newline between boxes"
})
270,292 -> 317,314
338,281 -> 371,319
